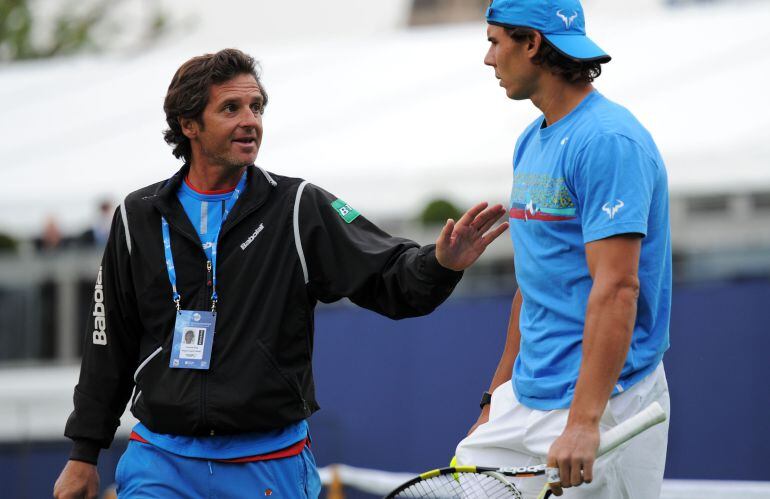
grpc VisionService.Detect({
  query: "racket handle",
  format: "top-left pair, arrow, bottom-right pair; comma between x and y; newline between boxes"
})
597,401 -> 666,457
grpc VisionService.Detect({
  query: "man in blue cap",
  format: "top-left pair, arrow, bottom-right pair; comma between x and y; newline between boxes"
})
455,1 -> 672,497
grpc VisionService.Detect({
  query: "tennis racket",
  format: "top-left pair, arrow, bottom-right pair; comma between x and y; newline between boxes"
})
384,401 -> 667,499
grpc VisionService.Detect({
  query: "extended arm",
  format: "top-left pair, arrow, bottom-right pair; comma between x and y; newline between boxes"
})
299,184 -> 507,318
546,235 -> 641,496
467,288 -> 522,435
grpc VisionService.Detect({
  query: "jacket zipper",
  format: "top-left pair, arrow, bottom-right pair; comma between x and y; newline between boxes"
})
201,259 -> 213,433
162,189 -> 274,433
206,259 -> 213,296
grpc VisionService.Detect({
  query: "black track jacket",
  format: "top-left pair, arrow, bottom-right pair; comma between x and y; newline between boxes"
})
65,165 -> 463,463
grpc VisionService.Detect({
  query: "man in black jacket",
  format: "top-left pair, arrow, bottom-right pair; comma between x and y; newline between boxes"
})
54,48 -> 507,499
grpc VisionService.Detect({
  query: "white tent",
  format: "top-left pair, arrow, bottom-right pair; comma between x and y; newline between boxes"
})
2,0 -> 769,236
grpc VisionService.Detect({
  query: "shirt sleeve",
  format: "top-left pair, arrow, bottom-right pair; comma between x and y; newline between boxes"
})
572,133 -> 657,243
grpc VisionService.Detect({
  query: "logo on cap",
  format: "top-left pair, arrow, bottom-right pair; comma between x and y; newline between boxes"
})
556,9 -> 578,30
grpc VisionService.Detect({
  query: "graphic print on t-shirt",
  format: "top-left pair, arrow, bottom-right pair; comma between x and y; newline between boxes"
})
509,172 -> 577,222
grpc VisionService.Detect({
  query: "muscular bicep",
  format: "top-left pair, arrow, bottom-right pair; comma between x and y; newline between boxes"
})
585,234 -> 642,287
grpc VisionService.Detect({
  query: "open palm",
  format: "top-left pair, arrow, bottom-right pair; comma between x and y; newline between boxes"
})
435,202 -> 508,271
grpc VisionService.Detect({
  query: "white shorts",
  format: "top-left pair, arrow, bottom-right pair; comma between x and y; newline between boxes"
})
455,363 -> 670,499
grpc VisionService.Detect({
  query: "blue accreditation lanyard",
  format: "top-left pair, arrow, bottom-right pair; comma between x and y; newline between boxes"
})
161,171 -> 248,314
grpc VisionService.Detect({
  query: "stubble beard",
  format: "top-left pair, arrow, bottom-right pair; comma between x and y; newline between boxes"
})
201,142 -> 256,172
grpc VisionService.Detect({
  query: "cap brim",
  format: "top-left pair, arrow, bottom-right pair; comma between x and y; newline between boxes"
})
543,33 -> 611,63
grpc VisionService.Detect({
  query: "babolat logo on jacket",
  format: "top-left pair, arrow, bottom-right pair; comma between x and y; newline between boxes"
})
92,266 -> 107,345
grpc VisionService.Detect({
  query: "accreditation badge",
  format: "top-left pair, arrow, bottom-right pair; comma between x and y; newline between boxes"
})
169,310 -> 216,370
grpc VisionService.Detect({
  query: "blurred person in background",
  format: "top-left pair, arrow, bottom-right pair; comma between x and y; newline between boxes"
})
455,0 -> 672,498
35,215 -> 65,252
53,48 -> 507,499
77,199 -> 114,248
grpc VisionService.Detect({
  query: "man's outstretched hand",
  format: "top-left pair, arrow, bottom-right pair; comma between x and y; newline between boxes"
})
436,202 -> 508,271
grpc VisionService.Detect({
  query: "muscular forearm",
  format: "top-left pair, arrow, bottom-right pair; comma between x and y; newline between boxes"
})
568,276 -> 638,427
546,236 -> 642,494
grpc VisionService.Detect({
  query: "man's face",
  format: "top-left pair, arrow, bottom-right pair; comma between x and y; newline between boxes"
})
484,25 -> 539,100
183,73 -> 264,169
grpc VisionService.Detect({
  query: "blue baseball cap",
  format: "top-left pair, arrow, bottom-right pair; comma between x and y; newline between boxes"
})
486,0 -> 610,63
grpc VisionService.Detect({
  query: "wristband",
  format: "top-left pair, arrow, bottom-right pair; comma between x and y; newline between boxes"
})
479,390 -> 492,409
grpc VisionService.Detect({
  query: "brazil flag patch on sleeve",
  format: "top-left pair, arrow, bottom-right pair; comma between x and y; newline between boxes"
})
331,199 -> 360,224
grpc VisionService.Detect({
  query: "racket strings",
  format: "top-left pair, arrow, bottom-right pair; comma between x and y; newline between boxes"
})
392,472 -> 523,498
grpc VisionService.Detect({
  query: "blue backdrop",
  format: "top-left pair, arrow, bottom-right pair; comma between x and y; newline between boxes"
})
308,278 -> 770,481
2,278 -> 769,498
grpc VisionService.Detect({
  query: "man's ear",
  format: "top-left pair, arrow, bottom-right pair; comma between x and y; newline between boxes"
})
179,116 -> 199,140
527,31 -> 543,59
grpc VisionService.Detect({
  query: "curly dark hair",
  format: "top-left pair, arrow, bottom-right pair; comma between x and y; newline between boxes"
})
163,48 -> 268,162
505,27 -> 605,84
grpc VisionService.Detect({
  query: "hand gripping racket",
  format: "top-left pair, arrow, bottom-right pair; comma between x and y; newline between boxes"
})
384,401 -> 667,499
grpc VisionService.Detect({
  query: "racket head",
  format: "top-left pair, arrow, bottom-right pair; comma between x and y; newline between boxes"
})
384,467 -> 522,499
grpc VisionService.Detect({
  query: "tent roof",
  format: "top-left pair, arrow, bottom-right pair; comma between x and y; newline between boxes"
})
2,0 -> 769,235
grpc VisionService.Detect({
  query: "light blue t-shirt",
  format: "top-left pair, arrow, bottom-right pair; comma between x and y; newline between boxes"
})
177,179 -> 233,262
130,178 -> 308,459
509,91 -> 672,410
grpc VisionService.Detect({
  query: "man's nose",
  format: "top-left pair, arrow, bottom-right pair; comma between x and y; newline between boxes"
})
239,108 -> 261,128
484,48 -> 495,67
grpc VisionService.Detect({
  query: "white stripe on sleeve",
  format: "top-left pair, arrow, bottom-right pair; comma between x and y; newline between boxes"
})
120,198 -> 132,254
293,181 -> 309,284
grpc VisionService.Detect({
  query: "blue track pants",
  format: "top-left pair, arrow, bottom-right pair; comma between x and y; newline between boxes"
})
115,440 -> 322,498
